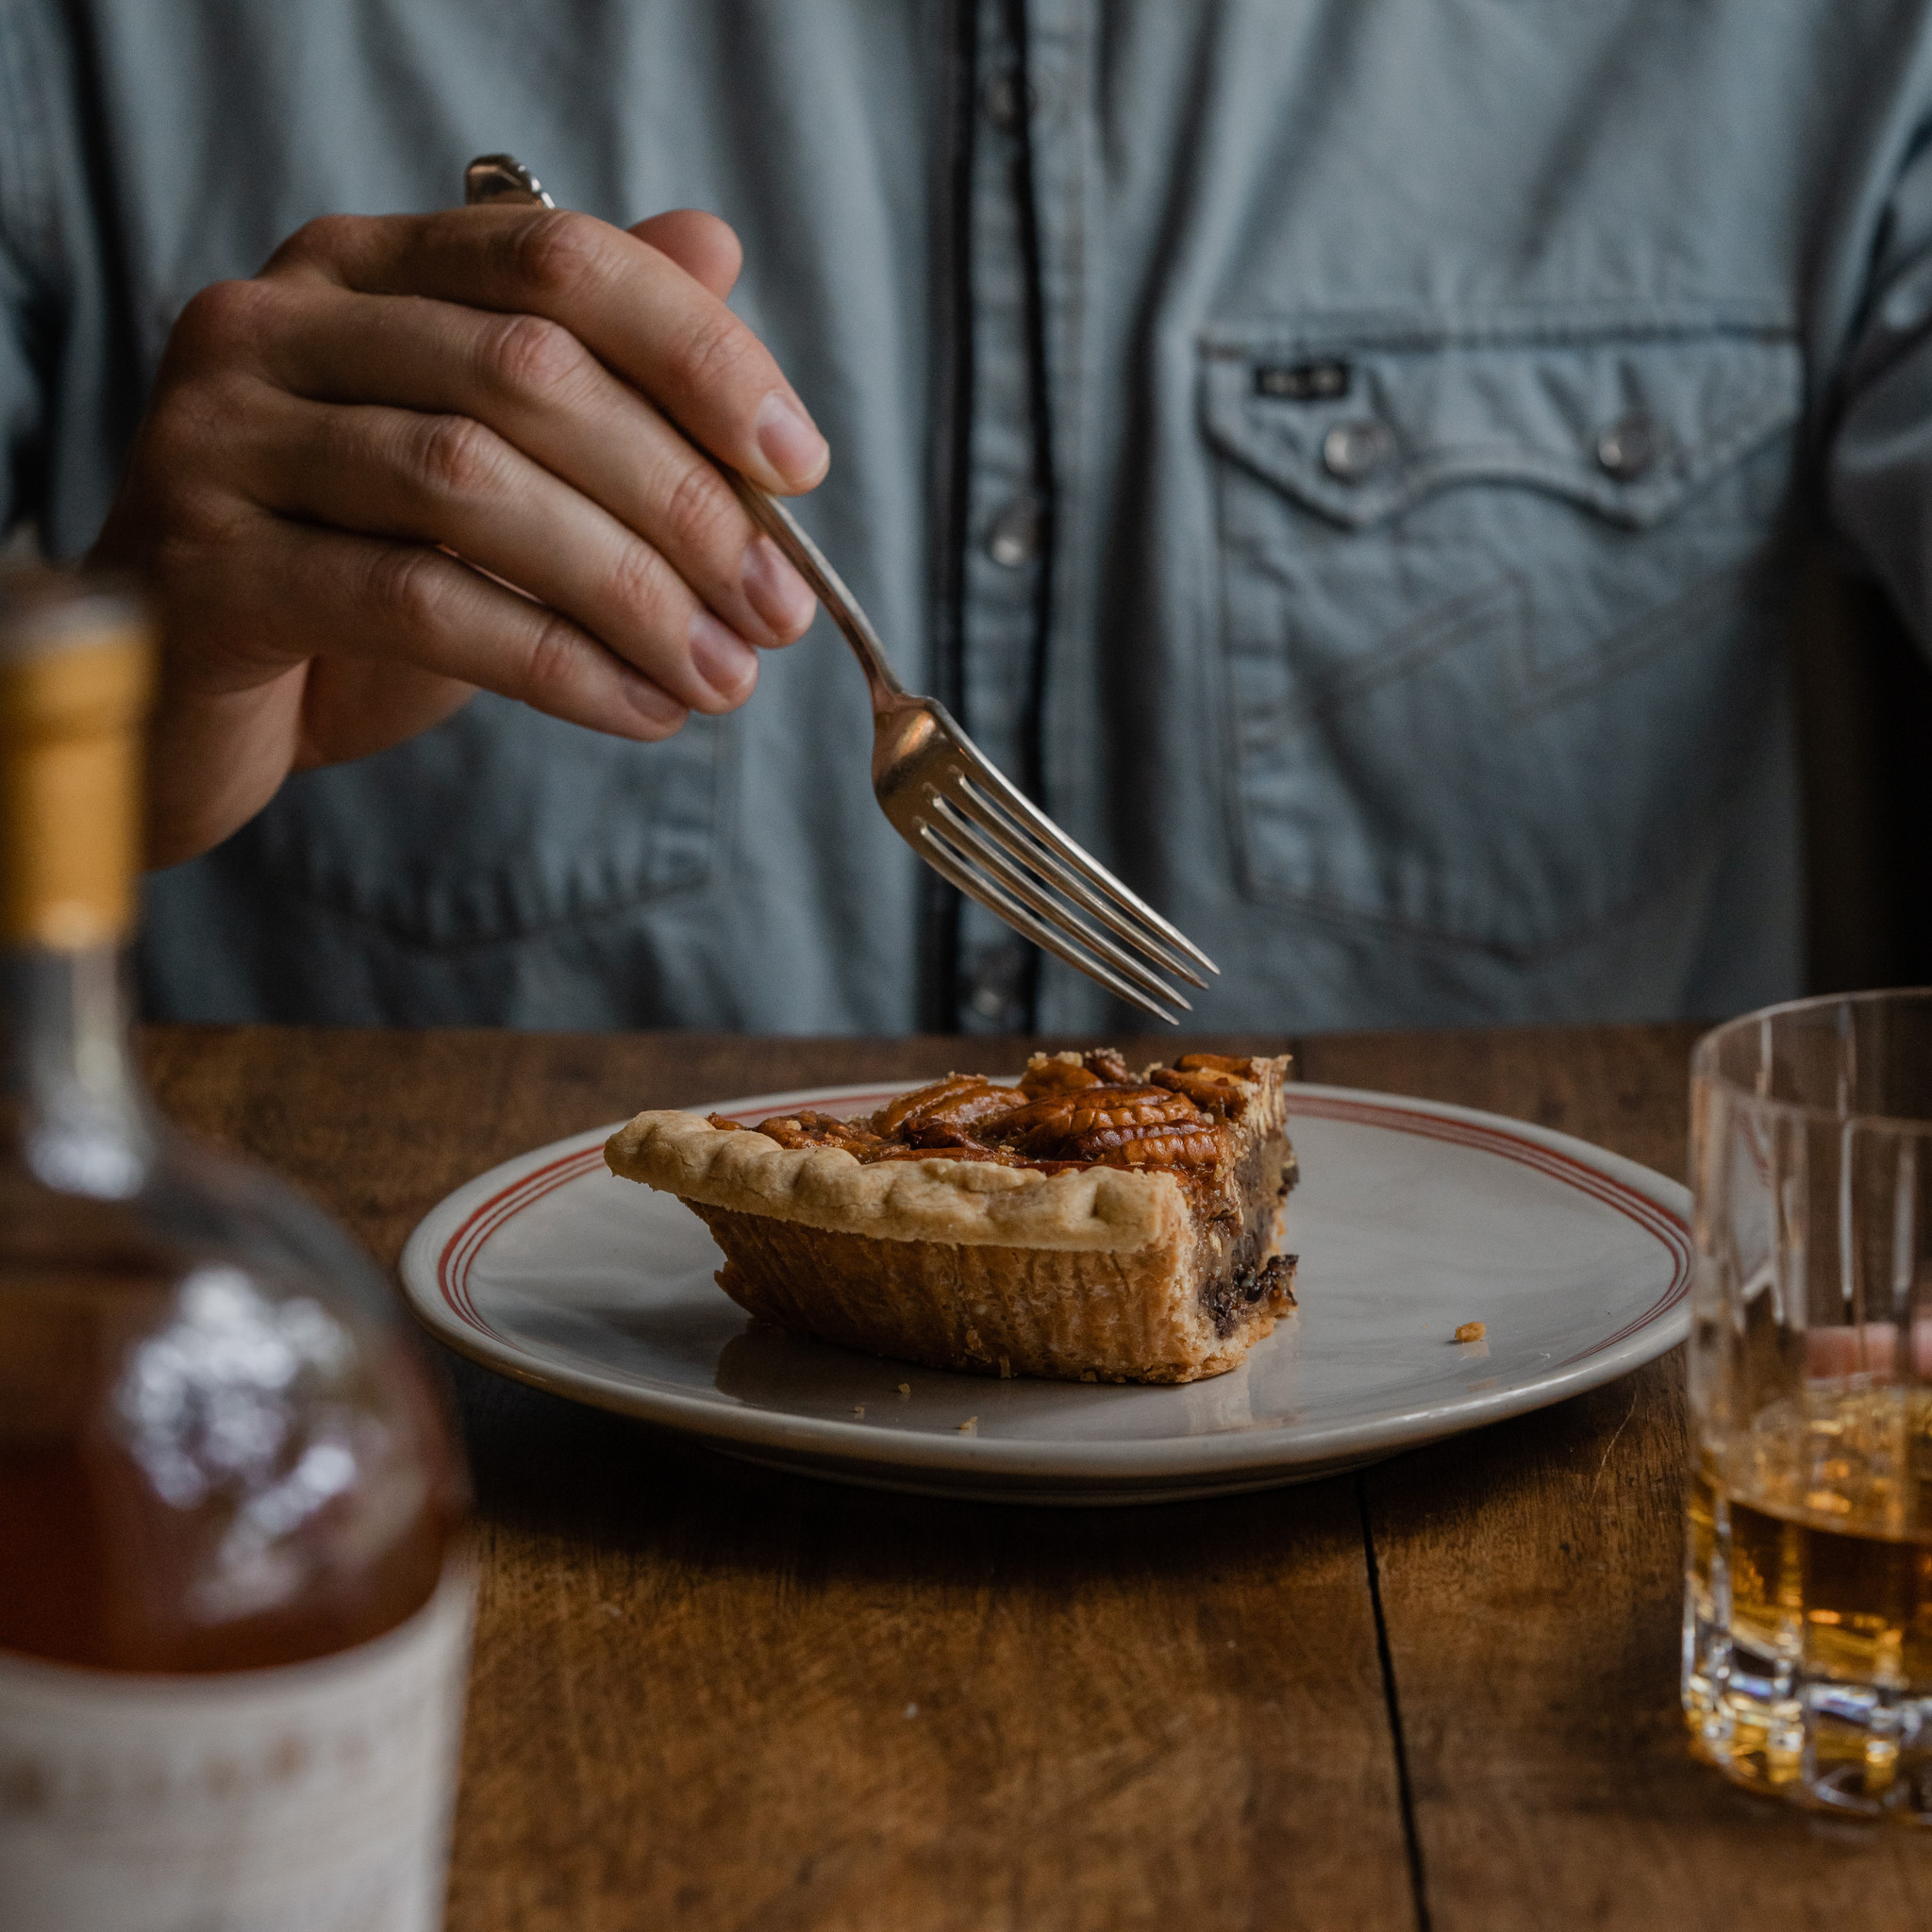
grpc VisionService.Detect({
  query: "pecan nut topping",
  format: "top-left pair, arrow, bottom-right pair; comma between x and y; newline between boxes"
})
735,1049 -> 1271,1185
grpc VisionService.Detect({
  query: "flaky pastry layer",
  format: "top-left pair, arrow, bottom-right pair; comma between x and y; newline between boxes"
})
605,1108 -> 1186,1254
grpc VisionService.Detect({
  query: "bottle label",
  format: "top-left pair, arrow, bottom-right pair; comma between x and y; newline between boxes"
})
0,1565 -> 474,1932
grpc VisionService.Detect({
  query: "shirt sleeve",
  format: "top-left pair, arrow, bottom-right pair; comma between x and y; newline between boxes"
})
1828,122 -> 1932,658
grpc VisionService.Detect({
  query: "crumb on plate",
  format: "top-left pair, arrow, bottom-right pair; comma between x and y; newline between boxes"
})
1454,1321 -> 1487,1344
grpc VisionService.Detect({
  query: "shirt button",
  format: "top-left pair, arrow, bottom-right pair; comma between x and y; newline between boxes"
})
1322,419 -> 1394,483
965,941 -> 1026,1024
983,70 -> 1034,132
986,495 -> 1040,568
1596,412 -> 1662,481
968,980 -> 1009,1022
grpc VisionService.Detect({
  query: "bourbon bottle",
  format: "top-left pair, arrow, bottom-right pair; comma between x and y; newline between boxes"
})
0,572 -> 473,1929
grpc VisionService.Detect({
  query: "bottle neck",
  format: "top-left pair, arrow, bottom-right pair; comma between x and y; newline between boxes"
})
4,941 -> 154,1197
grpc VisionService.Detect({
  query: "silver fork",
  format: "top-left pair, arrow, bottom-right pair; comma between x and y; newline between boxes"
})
464,154 -> 1218,1022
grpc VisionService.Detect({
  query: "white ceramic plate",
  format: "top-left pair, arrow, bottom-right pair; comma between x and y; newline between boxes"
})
399,1081 -> 1690,1505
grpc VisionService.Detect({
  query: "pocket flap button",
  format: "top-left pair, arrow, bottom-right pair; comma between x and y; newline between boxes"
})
1595,412 -> 1663,481
1322,419 -> 1394,483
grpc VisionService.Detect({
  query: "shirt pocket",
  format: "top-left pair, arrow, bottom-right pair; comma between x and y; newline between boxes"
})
1201,305 -> 1804,959
252,694 -> 725,947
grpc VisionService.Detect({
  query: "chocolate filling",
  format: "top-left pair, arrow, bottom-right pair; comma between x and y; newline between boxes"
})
1194,1134 -> 1299,1337
1201,1254 -> 1299,1339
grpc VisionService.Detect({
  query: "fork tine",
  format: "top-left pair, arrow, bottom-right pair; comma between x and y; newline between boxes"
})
936,750 -> 1220,981
916,831 -> 1179,1027
926,798 -> 1192,1013
912,828 -> 1181,1024
938,774 -> 1212,991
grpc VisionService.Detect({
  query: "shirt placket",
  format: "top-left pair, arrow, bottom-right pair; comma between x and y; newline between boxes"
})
1010,0 -> 1094,1032
949,0 -> 1043,1034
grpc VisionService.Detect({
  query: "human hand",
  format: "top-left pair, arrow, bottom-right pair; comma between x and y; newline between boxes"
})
91,204 -> 825,866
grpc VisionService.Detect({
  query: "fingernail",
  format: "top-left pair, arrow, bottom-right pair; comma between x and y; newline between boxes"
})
618,669 -> 687,733
689,608 -> 759,702
754,390 -> 829,489
741,534 -> 817,638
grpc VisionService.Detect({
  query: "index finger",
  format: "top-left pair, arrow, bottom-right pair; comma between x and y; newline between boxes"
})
267,208 -> 830,496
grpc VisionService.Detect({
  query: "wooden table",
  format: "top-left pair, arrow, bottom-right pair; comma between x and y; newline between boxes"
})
139,1022 -> 1932,1930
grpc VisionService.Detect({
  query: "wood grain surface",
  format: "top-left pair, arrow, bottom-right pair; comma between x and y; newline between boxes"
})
136,1023 -> 1932,1930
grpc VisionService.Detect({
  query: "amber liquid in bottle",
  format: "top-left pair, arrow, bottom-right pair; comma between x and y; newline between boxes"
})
0,1194 -> 468,1674
0,573 -> 472,1930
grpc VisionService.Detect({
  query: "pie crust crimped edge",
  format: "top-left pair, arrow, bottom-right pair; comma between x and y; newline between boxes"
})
603,1109 -> 1185,1254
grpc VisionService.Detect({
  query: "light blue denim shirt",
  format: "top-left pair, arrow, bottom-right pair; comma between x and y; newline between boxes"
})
5,1 -> 1931,1034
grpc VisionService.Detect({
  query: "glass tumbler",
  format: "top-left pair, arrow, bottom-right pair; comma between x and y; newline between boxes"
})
1684,989 -> 1932,1817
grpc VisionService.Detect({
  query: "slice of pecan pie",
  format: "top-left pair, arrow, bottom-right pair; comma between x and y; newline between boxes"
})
604,1050 -> 1297,1384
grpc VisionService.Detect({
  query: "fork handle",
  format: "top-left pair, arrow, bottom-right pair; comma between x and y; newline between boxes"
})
459,156 -> 909,718
720,472 -> 908,712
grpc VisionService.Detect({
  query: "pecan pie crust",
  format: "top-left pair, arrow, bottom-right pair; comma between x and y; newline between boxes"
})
605,1050 -> 1298,1385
